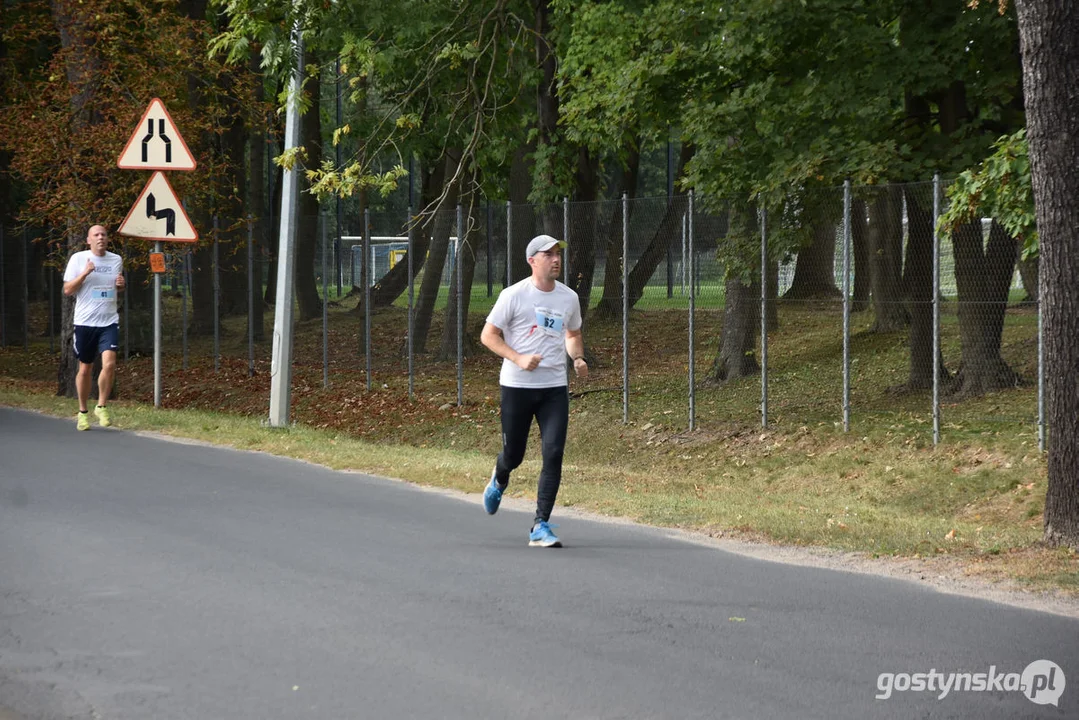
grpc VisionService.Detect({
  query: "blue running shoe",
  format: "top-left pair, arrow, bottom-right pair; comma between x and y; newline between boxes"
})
483,470 -> 504,515
529,521 -> 561,548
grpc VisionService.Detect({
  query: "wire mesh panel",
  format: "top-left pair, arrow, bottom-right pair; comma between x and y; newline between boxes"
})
836,183 -> 924,425
766,187 -> 848,427
943,210 -> 1038,427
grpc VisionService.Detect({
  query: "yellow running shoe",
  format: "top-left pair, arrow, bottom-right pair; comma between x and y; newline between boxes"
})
77,411 -> 90,431
94,405 -> 111,428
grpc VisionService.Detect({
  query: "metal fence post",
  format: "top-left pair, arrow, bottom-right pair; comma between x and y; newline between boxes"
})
335,57 -> 343,299
842,180 -> 852,432
407,206 -> 415,401
622,192 -> 629,425
48,255 -> 54,354
364,208 -> 372,391
486,201 -> 493,297
23,229 -> 29,350
688,191 -> 696,431
182,251 -> 189,370
247,216 -> 255,377
681,212 -> 688,296
563,196 -> 569,284
0,225 -> 5,347
321,213 -> 329,388
213,216 -> 220,373
506,200 -> 512,287
667,131 -> 674,299
121,238 -> 129,362
932,174 -> 941,445
760,206 -> 768,429
456,203 -> 464,407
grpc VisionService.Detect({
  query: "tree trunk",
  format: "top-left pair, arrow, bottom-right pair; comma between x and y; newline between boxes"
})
508,145 -> 535,283
707,275 -> 760,383
566,146 -> 601,325
264,158 -> 282,305
903,190 -> 948,389
132,269 -> 156,359
867,188 -> 908,332
708,202 -> 761,384
247,46 -> 266,341
623,144 -> 695,310
765,258 -> 779,332
438,185 -> 479,361
0,226 -> 28,346
413,153 -> 461,354
1016,0 -> 1079,547
346,75 -> 370,297
534,0 -> 558,196
295,54 -> 323,322
947,220 -> 1022,397
367,158 -> 442,308
47,246 -> 64,341
181,0 -> 214,335
51,0 -> 104,396
783,210 -> 841,300
851,199 -> 871,312
189,240 -> 215,334
592,143 -> 641,321
1017,256 -> 1038,303
217,70 -> 249,317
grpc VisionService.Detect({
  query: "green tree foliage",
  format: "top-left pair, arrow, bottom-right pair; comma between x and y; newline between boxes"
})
211,0 -> 537,208
940,129 -> 1035,254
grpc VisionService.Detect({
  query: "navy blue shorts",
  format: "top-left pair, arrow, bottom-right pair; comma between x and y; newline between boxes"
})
73,324 -> 119,364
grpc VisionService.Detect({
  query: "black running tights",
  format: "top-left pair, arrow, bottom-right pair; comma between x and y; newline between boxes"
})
494,385 -> 569,525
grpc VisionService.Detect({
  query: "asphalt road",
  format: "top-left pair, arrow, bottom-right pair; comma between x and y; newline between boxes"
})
0,407 -> 1075,719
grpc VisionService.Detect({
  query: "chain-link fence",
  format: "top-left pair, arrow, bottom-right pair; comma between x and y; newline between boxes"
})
0,179 -> 1044,447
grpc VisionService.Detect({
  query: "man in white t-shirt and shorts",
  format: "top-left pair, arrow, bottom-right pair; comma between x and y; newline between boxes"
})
63,224 -> 125,430
480,234 -> 588,547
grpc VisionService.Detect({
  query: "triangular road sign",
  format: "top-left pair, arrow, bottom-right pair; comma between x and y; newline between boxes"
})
117,98 -> 197,171
118,172 -> 198,243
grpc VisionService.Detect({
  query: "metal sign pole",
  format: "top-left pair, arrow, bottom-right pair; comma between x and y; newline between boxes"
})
154,240 -> 162,408
622,192 -> 629,424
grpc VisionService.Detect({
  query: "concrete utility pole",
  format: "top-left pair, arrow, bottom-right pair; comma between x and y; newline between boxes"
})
269,17 -> 304,427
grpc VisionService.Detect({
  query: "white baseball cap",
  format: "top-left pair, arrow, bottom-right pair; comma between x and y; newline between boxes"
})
526,234 -> 566,259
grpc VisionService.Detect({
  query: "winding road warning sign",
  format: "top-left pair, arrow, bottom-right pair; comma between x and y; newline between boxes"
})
117,98 -> 196,171
117,172 -> 198,242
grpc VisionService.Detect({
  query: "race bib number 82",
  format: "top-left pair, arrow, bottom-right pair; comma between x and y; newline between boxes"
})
535,308 -> 563,335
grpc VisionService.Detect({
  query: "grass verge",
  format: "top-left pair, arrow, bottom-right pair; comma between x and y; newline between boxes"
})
2,298 -> 1073,596
2,374 -> 1074,597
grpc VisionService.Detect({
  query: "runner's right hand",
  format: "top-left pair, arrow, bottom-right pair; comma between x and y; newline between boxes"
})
516,354 -> 542,371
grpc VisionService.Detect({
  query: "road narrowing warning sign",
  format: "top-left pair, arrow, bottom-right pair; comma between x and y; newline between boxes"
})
117,98 -> 197,171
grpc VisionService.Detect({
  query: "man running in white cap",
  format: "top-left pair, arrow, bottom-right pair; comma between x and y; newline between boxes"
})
480,234 -> 588,547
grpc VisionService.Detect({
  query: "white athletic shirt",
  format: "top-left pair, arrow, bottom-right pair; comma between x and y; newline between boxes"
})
64,250 -> 123,327
486,277 -> 582,389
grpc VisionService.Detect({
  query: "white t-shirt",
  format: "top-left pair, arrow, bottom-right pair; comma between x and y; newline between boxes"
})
486,278 -> 583,388
64,250 -> 123,327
